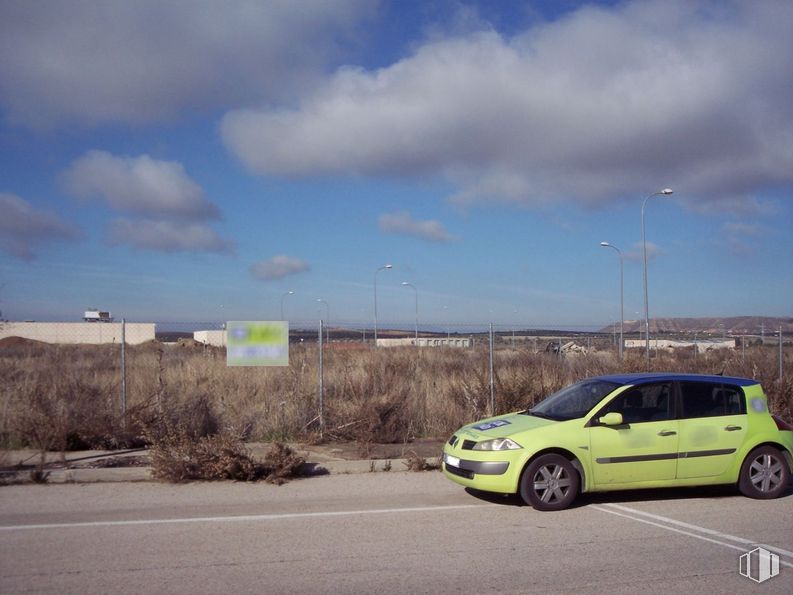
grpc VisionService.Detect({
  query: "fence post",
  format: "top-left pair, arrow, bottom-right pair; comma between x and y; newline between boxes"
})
318,319 -> 324,438
120,318 -> 127,428
693,333 -> 698,363
489,323 -> 495,416
780,326 -> 784,382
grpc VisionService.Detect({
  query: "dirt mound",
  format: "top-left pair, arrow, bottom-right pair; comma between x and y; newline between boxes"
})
176,338 -> 204,349
0,336 -> 50,348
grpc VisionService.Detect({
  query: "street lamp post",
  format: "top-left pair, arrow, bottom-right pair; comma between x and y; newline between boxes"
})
600,242 -> 624,360
316,299 -> 329,343
401,282 -> 418,342
280,290 -> 294,321
374,264 -> 392,345
642,188 -> 673,368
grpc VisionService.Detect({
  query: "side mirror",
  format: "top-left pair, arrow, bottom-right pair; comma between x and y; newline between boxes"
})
599,412 -> 624,426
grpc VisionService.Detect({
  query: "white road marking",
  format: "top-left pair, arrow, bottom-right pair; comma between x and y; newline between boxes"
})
591,503 -> 793,569
0,503 -> 495,532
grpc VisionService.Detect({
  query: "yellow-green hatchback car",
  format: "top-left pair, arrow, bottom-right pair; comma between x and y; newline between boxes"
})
443,373 -> 793,511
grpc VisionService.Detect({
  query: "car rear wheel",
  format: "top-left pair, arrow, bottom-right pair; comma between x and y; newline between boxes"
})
738,446 -> 790,499
520,454 -> 579,511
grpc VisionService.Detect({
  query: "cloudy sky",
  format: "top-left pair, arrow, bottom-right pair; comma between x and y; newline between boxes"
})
1,0 -> 791,329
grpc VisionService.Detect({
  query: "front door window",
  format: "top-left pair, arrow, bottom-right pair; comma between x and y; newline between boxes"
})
589,382 -> 678,485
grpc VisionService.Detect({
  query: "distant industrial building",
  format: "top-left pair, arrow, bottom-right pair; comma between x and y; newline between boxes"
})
376,337 -> 471,348
194,330 -> 226,347
83,309 -> 113,322
624,338 -> 734,353
0,322 -> 155,345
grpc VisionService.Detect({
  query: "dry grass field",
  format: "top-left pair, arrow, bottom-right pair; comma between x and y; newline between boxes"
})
1,338 -> 790,456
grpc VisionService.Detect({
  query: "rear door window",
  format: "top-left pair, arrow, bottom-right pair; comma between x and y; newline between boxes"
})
679,382 -> 745,418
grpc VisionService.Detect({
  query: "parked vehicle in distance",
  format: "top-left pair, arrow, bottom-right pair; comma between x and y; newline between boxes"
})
442,373 -> 793,511
83,309 -> 113,322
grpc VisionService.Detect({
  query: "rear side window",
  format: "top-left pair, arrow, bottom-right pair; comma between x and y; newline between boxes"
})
679,382 -> 745,418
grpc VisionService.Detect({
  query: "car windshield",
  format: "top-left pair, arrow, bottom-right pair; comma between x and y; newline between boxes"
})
526,380 -> 620,421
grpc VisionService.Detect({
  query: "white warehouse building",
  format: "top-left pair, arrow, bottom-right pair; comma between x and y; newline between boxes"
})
0,322 -> 155,345
624,338 -> 735,353
194,330 -> 227,347
376,337 -> 471,348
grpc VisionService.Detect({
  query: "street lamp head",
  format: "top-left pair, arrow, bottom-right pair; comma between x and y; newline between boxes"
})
287,290 -> 294,295
384,264 -> 393,269
401,281 -> 409,286
599,241 -> 610,247
661,188 -> 673,195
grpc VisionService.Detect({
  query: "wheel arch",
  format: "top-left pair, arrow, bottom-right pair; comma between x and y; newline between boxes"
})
741,441 -> 793,473
738,442 -> 792,499
521,447 -> 588,494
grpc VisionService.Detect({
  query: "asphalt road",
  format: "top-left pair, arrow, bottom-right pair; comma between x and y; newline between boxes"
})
1,473 -> 792,594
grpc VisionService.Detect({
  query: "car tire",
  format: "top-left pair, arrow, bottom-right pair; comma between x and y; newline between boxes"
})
520,454 -> 580,511
738,445 -> 791,499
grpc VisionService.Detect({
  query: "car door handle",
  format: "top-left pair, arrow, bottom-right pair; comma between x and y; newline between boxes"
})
724,425 -> 743,432
658,430 -> 677,436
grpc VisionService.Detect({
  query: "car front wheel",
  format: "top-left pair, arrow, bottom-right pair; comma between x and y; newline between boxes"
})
738,446 -> 791,499
520,454 -> 579,511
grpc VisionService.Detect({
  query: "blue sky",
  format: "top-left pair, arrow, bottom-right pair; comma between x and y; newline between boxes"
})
1,0 -> 791,329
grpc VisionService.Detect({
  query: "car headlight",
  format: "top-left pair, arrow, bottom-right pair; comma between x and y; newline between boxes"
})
472,438 -> 522,451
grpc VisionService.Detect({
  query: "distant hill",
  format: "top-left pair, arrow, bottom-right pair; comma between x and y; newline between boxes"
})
600,316 -> 793,335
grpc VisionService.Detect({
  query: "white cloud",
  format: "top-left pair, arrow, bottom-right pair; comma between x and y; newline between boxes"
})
222,0 -> 793,212
721,222 -> 764,236
0,192 -> 81,260
0,0 -> 374,127
250,255 -> 310,281
624,241 -> 660,263
682,196 -> 778,218
63,151 -> 233,253
62,151 -> 219,220
721,220 -> 768,256
379,211 -> 457,242
107,219 -> 232,253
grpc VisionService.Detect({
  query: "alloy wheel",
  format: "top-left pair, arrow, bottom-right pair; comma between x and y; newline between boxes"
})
533,463 -> 573,504
748,453 -> 784,493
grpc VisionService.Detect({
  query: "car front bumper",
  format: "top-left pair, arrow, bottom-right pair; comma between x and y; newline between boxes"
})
442,450 -> 520,493
443,453 -> 509,477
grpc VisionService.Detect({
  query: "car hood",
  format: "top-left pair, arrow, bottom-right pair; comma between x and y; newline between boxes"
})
457,411 -> 555,440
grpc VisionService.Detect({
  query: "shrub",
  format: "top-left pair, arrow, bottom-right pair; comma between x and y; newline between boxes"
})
147,426 -> 262,482
402,450 -> 441,472
261,442 -> 307,485
143,411 -> 306,484
2,339 -> 791,450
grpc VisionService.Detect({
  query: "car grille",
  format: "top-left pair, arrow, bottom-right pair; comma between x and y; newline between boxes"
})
445,463 -> 474,480
461,440 -> 477,450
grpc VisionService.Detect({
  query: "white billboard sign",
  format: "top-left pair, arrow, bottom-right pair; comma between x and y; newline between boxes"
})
226,321 -> 289,367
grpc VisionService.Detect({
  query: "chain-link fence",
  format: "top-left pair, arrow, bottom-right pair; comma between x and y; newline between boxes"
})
0,318 -> 790,451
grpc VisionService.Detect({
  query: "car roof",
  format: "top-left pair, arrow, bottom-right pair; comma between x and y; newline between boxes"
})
593,372 -> 758,387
